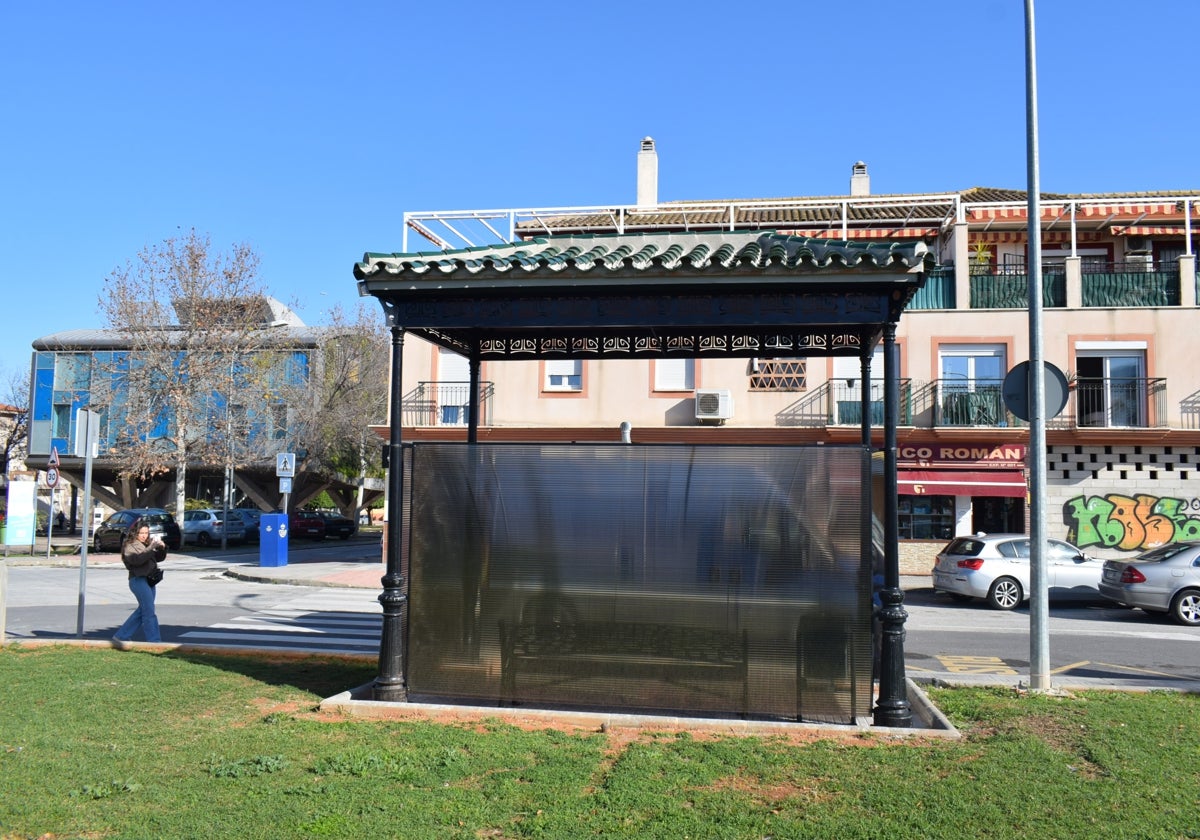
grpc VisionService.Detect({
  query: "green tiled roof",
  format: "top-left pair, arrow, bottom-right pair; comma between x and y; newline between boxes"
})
354,230 -> 933,362
355,230 -> 932,283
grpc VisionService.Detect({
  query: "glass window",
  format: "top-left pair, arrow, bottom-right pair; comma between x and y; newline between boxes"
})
52,404 -> 72,439
939,344 -> 1005,388
1075,347 -> 1146,427
54,353 -> 91,391
545,359 -> 582,391
999,540 -> 1025,558
897,494 -> 954,540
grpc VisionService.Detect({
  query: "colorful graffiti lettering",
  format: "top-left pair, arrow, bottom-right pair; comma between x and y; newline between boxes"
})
1064,494 -> 1200,551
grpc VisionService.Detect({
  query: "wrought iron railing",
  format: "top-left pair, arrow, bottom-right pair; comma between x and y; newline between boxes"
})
402,381 -> 494,427
907,379 -> 1025,428
781,376 -> 1168,429
1060,377 -> 1167,429
778,379 -> 912,427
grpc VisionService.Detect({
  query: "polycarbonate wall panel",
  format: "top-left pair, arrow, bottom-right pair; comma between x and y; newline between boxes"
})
405,443 -> 874,723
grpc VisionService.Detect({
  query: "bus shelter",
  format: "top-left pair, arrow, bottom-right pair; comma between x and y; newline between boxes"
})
354,230 -> 932,726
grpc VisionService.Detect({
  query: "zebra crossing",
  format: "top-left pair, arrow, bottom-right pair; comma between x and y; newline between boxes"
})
179,588 -> 382,655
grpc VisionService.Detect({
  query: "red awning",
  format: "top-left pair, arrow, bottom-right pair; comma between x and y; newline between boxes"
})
898,469 -> 1026,498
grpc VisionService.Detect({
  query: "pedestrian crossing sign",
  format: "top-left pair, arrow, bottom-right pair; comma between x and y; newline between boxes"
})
276,452 -> 295,477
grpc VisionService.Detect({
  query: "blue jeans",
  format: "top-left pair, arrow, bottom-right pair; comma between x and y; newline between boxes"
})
114,575 -> 160,643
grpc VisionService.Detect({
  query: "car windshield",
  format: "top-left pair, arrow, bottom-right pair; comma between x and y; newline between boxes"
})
143,514 -> 172,525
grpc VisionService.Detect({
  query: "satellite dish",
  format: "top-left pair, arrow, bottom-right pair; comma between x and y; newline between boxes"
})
1002,361 -> 1069,422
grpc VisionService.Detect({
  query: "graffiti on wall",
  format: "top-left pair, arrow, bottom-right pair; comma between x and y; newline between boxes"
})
1064,493 -> 1200,551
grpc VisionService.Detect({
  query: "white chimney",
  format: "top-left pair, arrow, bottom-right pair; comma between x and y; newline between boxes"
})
637,137 -> 658,209
850,161 -> 870,196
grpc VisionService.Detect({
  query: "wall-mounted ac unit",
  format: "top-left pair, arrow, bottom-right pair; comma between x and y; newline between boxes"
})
695,389 -> 733,423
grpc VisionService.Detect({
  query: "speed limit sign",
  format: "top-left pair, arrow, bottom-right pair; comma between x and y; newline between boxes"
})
46,467 -> 59,487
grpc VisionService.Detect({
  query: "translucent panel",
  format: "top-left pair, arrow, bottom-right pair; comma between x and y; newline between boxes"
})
404,443 -> 874,724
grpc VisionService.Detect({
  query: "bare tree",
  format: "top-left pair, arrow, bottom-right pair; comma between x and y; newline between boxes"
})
286,302 -> 389,507
94,229 -> 276,521
0,365 -> 30,477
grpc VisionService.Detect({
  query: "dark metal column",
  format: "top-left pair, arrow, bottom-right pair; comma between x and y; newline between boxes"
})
467,349 -> 480,445
375,324 -> 407,702
873,322 -> 912,727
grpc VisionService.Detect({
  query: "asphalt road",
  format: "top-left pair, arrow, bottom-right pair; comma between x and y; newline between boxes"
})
4,553 -> 1198,688
902,583 -> 1200,687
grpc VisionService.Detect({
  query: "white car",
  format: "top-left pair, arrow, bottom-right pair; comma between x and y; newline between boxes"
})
932,533 -> 1104,610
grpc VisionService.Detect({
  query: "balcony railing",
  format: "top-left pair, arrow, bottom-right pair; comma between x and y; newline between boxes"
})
402,381 -> 494,427
1081,262 -> 1180,307
907,379 -> 1025,428
778,379 -> 913,427
1054,377 -> 1167,429
969,264 -> 1066,308
907,266 -> 956,310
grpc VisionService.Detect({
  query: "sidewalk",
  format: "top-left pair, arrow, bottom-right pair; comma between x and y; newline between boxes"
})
224,556 -> 385,589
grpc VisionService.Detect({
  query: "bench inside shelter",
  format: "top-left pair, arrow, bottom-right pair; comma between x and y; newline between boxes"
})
499,611 -> 750,714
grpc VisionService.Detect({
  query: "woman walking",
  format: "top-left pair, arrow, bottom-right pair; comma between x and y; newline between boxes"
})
112,518 -> 166,647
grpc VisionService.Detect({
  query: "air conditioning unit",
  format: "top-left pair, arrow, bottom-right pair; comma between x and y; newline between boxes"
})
695,389 -> 733,424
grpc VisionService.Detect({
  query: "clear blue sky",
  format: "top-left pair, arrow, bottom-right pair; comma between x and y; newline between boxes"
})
3,1 -> 1197,378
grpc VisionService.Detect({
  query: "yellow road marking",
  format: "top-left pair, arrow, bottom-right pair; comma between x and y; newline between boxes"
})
1050,661 -> 1090,675
1093,661 -> 1181,678
936,655 -> 1018,675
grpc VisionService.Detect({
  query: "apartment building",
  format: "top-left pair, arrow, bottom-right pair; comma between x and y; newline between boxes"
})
381,140 -> 1200,562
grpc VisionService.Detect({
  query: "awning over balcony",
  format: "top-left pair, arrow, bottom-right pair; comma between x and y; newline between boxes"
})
1110,224 -> 1193,237
898,469 -> 1026,498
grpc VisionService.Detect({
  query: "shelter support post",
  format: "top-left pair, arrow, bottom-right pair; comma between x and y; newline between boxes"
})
375,324 -> 408,701
468,351 -> 480,445
873,322 -> 912,727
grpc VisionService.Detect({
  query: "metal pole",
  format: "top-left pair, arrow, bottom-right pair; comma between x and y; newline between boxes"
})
45,484 -> 54,562
873,323 -> 911,727
76,412 -> 96,639
1025,0 -> 1051,691
375,324 -> 408,701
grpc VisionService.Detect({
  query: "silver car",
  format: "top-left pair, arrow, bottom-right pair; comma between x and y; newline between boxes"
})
1099,542 -> 1200,626
182,509 -> 247,547
932,533 -> 1104,610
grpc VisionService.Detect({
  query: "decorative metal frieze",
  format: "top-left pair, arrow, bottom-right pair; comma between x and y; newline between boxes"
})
383,290 -> 893,332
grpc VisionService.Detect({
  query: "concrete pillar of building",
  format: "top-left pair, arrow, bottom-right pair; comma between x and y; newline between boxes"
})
1065,256 -> 1082,309
954,223 -> 971,310
1178,254 -> 1196,308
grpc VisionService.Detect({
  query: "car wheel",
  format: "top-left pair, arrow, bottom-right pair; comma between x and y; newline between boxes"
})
1169,589 -> 1200,626
987,577 -> 1023,611
94,535 -> 104,553
197,532 -> 212,547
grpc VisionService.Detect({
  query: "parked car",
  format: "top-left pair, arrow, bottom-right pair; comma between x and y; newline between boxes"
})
317,510 -> 357,540
288,509 -> 326,540
93,508 -> 182,553
932,533 -> 1104,610
182,509 -> 246,547
236,509 -> 263,543
1099,542 -> 1200,626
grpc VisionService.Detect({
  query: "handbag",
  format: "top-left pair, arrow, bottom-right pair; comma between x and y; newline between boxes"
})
146,568 -> 164,587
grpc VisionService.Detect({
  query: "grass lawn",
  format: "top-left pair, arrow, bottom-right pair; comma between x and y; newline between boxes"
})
1,645 -> 1197,839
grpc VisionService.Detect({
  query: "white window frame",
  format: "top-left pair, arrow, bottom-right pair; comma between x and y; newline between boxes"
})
938,344 -> 1006,390
654,358 -> 695,391
544,359 -> 582,392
